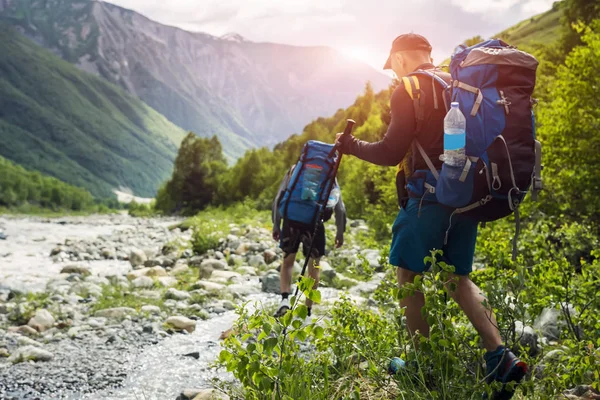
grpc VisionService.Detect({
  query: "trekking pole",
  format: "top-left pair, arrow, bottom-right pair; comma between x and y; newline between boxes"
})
293,119 -> 355,299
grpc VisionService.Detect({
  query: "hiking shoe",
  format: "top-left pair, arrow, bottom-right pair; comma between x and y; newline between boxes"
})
483,346 -> 528,400
274,298 -> 290,318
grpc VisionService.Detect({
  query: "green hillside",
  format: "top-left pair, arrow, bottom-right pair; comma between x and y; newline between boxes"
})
0,155 -> 94,211
496,2 -> 563,50
0,24 -> 186,198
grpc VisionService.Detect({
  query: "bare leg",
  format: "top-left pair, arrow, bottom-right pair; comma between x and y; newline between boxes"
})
396,267 -> 430,338
446,274 -> 502,352
305,256 -> 321,309
280,253 -> 296,294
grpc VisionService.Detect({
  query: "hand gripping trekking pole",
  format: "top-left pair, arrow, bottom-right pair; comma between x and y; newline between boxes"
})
293,119 -> 355,299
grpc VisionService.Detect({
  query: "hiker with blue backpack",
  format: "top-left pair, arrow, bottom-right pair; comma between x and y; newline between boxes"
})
272,159 -> 347,318
336,33 -> 542,399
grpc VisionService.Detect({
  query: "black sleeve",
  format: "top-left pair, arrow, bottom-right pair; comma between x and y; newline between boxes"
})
346,86 -> 416,166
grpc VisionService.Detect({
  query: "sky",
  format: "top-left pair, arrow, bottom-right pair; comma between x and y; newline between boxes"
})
109,0 -> 557,70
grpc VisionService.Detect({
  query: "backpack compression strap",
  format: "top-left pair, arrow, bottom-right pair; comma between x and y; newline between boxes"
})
401,75 -> 440,181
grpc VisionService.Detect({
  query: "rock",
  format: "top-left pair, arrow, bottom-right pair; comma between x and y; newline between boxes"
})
200,259 -> 228,271
17,335 -> 44,348
132,276 -> 155,289
101,248 -> 116,259
94,307 -> 136,320
564,385 -> 600,399
0,348 -> 9,358
144,258 -> 163,268
263,250 -> 277,264
237,266 -> 257,276
157,276 -> 178,287
192,281 -> 226,292
221,301 -> 235,311
85,276 -> 110,286
141,305 -> 161,314
170,264 -> 191,276
146,266 -> 168,277
235,243 -> 250,255
165,288 -> 191,301
318,260 -> 336,282
50,246 -> 64,256
8,346 -> 53,363
514,321 -> 539,356
69,282 -> 103,298
192,389 -> 230,400
128,268 -> 151,280
210,270 -> 242,283
261,273 -> 280,294
27,309 -> 55,332
165,316 -> 196,333
199,265 -> 214,280
88,318 -> 106,328
60,264 -> 91,276
8,325 -> 39,336
129,248 -> 147,268
534,307 -> 575,341
360,249 -> 381,270
215,251 -> 225,260
249,254 -> 266,268
227,283 -> 261,296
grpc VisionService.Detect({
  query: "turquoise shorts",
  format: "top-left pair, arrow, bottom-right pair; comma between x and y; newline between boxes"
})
389,199 -> 478,275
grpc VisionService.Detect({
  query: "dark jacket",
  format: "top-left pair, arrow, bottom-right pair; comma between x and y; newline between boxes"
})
341,63 -> 449,202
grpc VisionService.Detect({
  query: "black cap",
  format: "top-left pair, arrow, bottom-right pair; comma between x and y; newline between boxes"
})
383,33 -> 432,70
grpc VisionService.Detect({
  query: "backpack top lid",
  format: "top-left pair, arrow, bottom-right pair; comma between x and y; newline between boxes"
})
450,39 -> 539,75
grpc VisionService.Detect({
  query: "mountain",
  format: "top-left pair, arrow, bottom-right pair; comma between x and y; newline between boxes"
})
496,3 -> 563,50
0,0 -> 391,159
0,24 -> 186,198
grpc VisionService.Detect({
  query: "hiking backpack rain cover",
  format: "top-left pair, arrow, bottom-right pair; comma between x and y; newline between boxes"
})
411,40 -> 543,222
278,141 -> 339,228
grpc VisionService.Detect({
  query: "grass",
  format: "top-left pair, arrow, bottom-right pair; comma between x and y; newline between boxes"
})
90,285 -> 166,314
495,4 -> 563,50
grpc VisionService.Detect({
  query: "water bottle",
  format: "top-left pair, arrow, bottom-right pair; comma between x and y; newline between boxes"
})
301,166 -> 321,201
443,102 -> 466,167
326,185 -> 340,208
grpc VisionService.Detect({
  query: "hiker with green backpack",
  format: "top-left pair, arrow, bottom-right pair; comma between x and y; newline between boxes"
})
336,33 -> 542,399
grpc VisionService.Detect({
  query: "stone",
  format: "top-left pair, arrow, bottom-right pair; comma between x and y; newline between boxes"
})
192,389 -> 230,400
215,251 -> 225,260
60,264 -> 91,276
534,307 -> 575,341
210,270 -> 241,283
157,276 -> 178,287
88,318 -> 106,328
69,282 -> 103,298
8,346 -> 54,363
8,325 -> 38,336
101,248 -> 116,259
192,281 -> 225,292
147,266 -> 168,277
514,320 -> 539,356
132,276 -> 155,289
227,283 -> 261,296
166,316 -> 196,333
248,254 -> 266,268
318,261 -> 337,282
141,305 -> 161,314
199,265 -> 214,280
127,268 -> 151,280
235,243 -> 250,255
144,258 -> 163,268
263,250 -> 277,264
261,273 -> 280,294
94,307 -> 136,320
129,248 -> 147,268
85,276 -> 110,286
17,335 -> 44,348
165,288 -> 191,301
0,348 -> 9,358
200,259 -> 228,271
360,249 -> 381,270
237,266 -> 257,276
221,301 -> 235,311
27,309 -> 55,332
170,264 -> 191,276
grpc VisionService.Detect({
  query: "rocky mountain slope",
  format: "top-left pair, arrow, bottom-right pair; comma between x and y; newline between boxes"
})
0,0 -> 391,159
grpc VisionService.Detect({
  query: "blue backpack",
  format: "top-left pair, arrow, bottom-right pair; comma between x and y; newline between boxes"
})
404,40 -> 543,258
278,141 -> 340,228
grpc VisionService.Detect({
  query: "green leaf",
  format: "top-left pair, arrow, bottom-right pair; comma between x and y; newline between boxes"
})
264,337 -> 278,354
308,289 -> 322,304
314,326 -> 325,339
257,331 -> 267,342
246,343 -> 256,353
294,304 -> 309,319
296,330 -> 307,341
262,322 -> 272,335
292,319 -> 302,329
